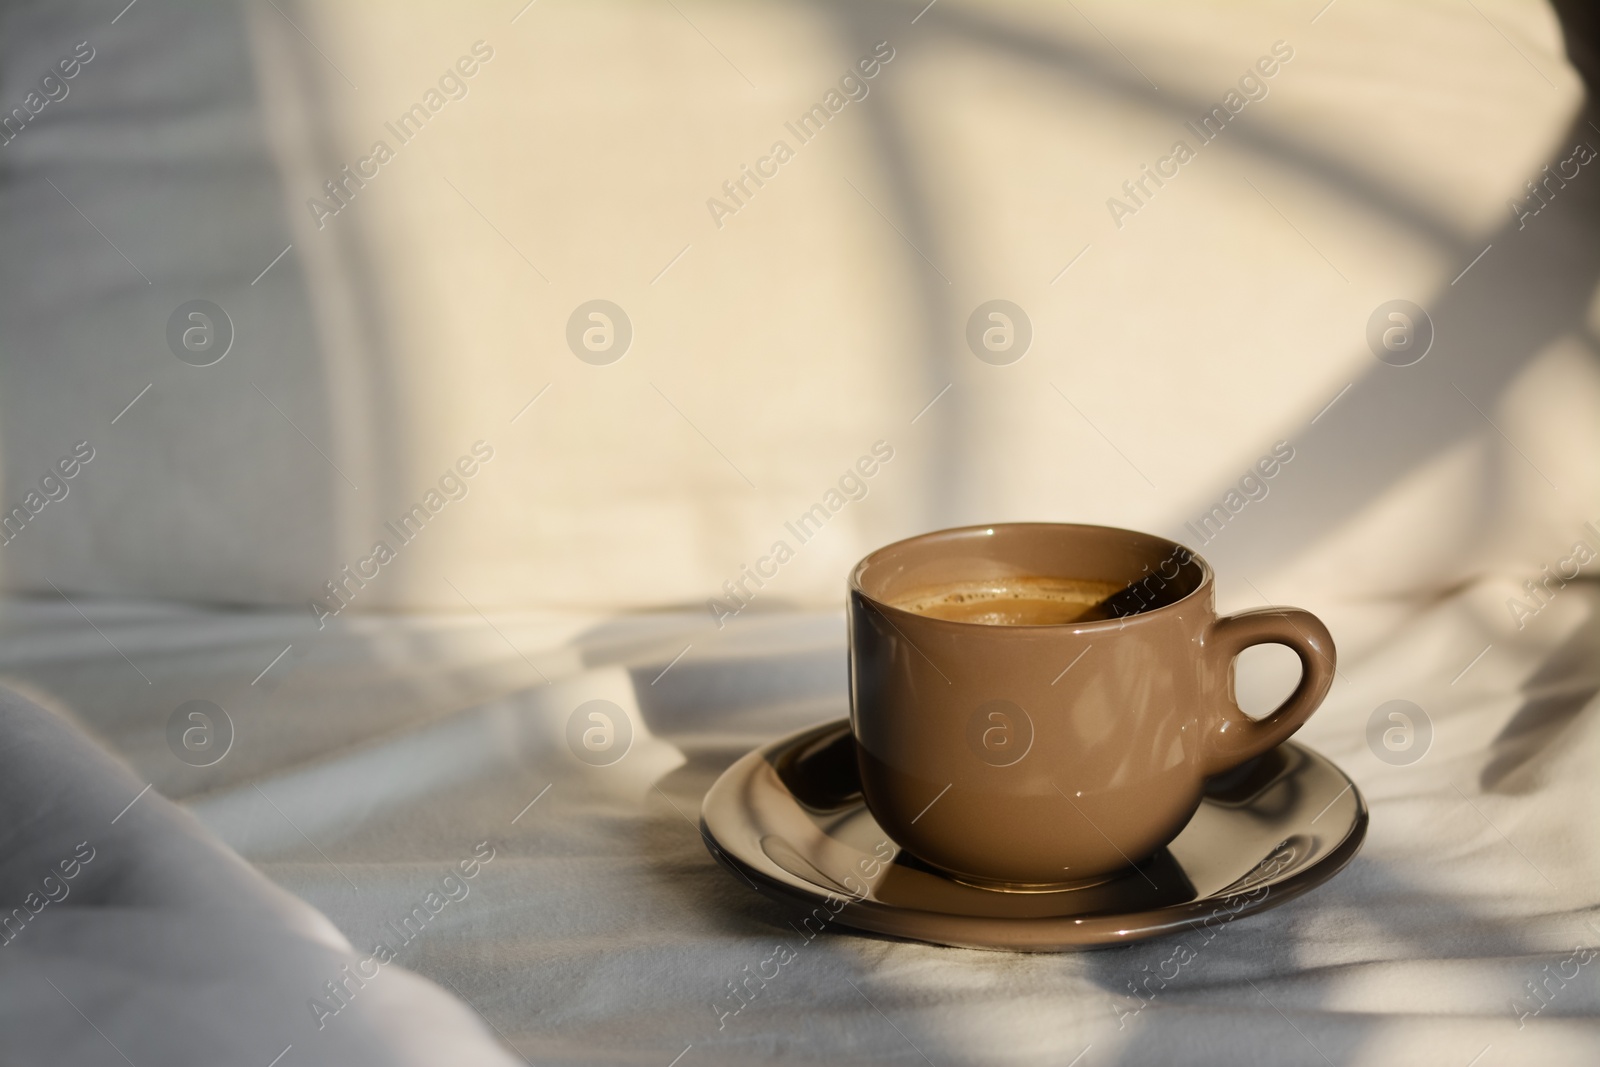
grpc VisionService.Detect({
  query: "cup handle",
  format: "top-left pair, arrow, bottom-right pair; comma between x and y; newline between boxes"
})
1201,607 -> 1335,776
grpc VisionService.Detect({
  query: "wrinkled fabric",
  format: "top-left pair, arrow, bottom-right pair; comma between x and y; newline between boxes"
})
0,680 -> 519,1066
1,0 -> 1598,1061
0,581 -> 1594,1065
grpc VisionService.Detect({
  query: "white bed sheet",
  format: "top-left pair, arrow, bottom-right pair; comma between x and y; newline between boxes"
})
0,580 -> 1595,1066
0,0 -> 1597,1062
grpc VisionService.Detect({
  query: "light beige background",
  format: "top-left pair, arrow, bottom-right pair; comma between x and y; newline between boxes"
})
2,0 -> 1596,624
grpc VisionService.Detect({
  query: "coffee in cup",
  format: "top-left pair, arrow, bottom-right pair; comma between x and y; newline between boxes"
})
888,577 -> 1123,625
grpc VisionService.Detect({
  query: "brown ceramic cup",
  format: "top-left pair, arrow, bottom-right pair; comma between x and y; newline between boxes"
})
847,522 -> 1335,889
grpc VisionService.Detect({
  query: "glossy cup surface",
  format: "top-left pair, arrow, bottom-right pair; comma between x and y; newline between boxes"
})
847,523 -> 1334,887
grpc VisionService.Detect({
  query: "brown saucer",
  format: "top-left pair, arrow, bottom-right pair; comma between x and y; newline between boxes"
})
699,720 -> 1367,951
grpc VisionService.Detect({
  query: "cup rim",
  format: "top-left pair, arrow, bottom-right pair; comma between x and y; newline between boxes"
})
848,522 -> 1214,631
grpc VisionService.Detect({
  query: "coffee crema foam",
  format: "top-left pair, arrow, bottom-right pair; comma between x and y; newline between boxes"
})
890,577 -> 1124,625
